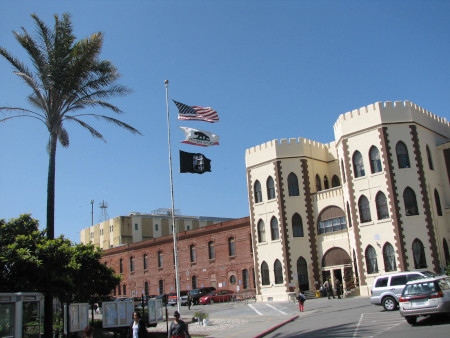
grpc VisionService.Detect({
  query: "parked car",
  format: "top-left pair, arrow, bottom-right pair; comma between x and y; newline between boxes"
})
370,270 -> 436,311
199,289 -> 234,305
399,275 -> 450,325
168,291 -> 189,306
189,287 -> 216,305
180,294 -> 189,306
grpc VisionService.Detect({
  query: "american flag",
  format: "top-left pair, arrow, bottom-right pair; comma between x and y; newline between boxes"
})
173,100 -> 219,123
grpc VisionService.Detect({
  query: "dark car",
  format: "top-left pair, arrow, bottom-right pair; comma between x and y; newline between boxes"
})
189,287 -> 216,305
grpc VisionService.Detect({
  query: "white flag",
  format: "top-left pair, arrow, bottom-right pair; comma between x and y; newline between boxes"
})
179,127 -> 220,147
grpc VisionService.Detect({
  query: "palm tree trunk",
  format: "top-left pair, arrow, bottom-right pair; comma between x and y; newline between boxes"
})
44,133 -> 57,337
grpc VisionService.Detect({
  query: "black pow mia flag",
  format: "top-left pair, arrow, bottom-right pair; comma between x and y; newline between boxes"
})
179,150 -> 211,174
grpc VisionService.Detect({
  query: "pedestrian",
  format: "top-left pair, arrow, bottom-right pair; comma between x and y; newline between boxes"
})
82,326 -> 94,338
169,311 -> 191,338
335,279 -> 342,299
128,311 -> 147,338
325,279 -> 335,299
187,293 -> 192,310
296,290 -> 306,312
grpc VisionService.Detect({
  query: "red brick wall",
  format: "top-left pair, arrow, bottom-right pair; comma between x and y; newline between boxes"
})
102,217 -> 254,297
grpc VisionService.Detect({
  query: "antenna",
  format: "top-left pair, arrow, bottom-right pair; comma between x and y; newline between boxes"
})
99,200 -> 109,222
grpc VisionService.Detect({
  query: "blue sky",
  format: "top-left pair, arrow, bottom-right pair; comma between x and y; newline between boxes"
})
1,0 -> 449,243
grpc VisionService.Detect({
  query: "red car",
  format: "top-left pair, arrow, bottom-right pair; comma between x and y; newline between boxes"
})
199,290 -> 234,304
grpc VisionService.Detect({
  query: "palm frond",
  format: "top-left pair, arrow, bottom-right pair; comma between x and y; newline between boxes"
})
64,116 -> 105,140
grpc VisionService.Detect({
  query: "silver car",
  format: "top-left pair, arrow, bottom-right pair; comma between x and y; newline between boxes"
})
370,270 -> 436,311
399,275 -> 450,325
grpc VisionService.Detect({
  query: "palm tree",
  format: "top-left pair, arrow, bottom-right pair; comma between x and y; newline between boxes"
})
0,13 -> 141,336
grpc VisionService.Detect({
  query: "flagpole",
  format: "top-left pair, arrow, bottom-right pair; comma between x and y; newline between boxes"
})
164,80 -> 181,315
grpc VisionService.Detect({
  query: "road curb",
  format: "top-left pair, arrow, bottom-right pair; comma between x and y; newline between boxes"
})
253,315 -> 299,338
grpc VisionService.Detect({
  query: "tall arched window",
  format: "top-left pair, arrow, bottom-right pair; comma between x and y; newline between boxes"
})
403,187 -> 419,215
157,251 -> 163,268
287,173 -> 300,196
331,175 -> 340,187
396,141 -> 410,168
323,175 -> 329,189
257,219 -> 266,242
261,261 -> 270,286
426,145 -> 434,170
228,237 -> 236,256
119,258 -> 123,273
353,151 -> 365,178
123,284 -> 127,296
358,195 -> 371,223
369,146 -> 382,173
341,160 -> 346,183
242,269 -> 249,289
365,245 -> 378,274
208,241 -> 215,259
144,281 -> 149,295
254,180 -> 262,203
412,239 -> 427,269
158,280 -> 164,295
292,213 -> 304,237
346,202 -> 352,228
383,242 -> 396,272
266,176 -> 275,200
190,244 -> 196,262
143,254 -> 148,270
191,275 -> 198,289
130,256 -> 135,272
434,189 -> 442,216
274,259 -> 283,284
443,239 -> 450,267
270,217 -> 279,240
376,191 -> 389,220
315,174 -> 322,192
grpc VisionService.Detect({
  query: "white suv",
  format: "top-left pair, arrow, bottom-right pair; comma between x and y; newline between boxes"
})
370,270 -> 436,311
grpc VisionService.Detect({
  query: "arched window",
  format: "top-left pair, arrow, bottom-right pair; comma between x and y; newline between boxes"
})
358,195 -> 371,223
257,219 -> 266,242
369,146 -> 382,173
123,284 -> 127,296
376,191 -> 389,220
353,151 -> 365,178
292,213 -> 304,237
143,254 -> 148,270
426,145 -> 434,170
270,217 -> 279,240
318,206 -> 346,234
267,176 -> 275,200
341,160 -> 346,183
158,280 -> 164,295
119,258 -> 123,273
383,242 -> 396,272
412,239 -> 427,269
208,241 -> 215,259
157,251 -> 163,268
443,239 -> 450,267
191,275 -> 197,289
403,187 -> 419,216
274,259 -> 283,284
365,245 -> 378,274
130,256 -> 135,272
346,202 -> 352,228
144,281 -> 149,295
228,237 -> 236,256
324,175 -> 329,189
190,244 -> 196,262
315,174 -> 322,192
434,189 -> 442,216
396,141 -> 410,168
242,269 -> 249,289
287,173 -> 300,196
254,180 -> 262,203
261,261 -> 270,286
331,175 -> 340,187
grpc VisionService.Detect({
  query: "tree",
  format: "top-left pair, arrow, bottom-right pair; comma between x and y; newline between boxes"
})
0,215 -> 121,328
0,13 -> 139,335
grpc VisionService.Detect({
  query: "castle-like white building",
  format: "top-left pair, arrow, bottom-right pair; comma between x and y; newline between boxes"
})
245,101 -> 450,301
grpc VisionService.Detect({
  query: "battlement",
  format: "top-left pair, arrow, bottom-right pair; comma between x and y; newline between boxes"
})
333,100 -> 450,141
245,137 -> 335,167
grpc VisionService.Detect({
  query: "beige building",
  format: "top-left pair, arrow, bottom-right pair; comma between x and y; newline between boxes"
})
80,209 -> 234,249
246,100 -> 450,301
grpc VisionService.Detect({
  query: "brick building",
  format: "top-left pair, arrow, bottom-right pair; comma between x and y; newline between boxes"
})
101,217 -> 255,298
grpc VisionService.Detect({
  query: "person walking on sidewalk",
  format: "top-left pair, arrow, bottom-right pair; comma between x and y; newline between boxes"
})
297,290 -> 306,312
335,279 -> 342,299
